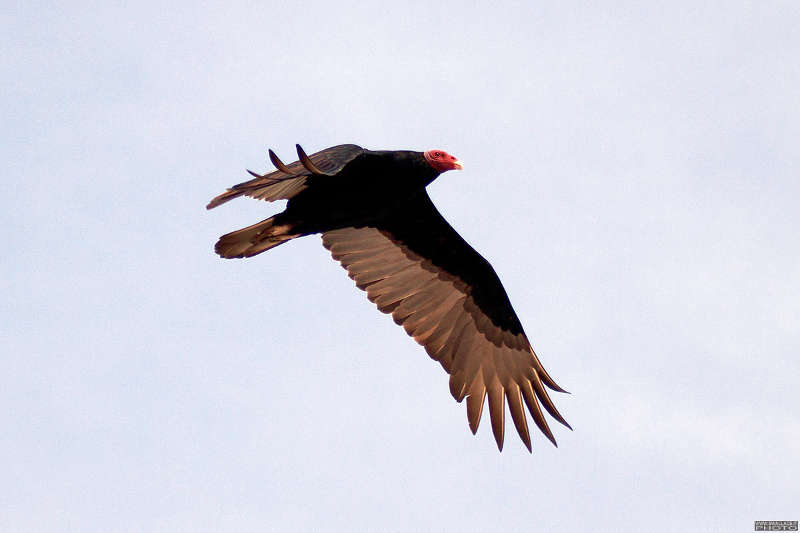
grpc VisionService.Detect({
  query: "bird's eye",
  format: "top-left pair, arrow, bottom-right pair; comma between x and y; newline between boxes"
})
435,152 -> 443,157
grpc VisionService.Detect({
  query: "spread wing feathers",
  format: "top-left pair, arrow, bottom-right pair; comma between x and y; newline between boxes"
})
321,193 -> 570,452
206,144 -> 364,209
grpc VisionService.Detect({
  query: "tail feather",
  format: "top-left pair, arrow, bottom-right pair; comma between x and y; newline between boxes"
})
215,216 -> 299,258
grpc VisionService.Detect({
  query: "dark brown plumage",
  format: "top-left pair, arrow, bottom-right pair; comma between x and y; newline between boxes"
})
208,144 -> 570,451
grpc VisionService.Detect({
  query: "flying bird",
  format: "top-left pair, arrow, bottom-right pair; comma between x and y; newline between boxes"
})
207,144 -> 570,451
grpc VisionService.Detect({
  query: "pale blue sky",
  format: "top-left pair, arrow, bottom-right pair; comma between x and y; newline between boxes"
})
2,2 -> 798,532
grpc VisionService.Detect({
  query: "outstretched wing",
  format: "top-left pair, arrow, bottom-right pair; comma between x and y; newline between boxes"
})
321,192 -> 570,451
207,144 -> 364,209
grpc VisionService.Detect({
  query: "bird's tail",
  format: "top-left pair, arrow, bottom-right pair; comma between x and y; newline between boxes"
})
214,215 -> 300,258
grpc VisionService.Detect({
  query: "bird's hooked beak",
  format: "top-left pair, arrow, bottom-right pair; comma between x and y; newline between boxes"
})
452,159 -> 464,170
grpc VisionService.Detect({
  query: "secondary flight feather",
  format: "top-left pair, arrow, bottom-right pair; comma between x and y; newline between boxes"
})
208,143 -> 570,451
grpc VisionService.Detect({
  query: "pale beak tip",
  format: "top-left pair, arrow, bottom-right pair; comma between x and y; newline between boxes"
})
453,160 -> 464,170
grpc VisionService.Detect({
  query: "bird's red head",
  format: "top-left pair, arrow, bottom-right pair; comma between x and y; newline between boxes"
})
424,149 -> 463,173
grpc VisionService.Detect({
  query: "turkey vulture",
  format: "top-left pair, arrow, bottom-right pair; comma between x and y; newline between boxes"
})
207,144 -> 570,451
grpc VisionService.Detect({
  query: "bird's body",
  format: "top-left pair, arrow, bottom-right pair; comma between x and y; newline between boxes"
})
274,150 -> 438,235
208,144 -> 570,451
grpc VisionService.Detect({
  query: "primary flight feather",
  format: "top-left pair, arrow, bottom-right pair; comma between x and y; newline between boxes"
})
208,143 -> 570,451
